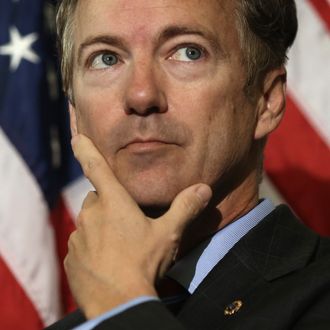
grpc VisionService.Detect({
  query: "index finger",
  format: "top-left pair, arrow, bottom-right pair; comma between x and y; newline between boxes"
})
72,134 -> 137,209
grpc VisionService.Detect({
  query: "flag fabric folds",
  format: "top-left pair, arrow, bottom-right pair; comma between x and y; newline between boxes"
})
0,0 -> 60,328
0,1 -> 82,328
0,0 -> 329,329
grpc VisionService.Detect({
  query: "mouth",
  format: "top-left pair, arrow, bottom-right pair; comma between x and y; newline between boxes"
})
121,138 -> 177,154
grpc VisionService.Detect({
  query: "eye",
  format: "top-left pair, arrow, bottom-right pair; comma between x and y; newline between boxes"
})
91,53 -> 119,69
170,46 -> 203,62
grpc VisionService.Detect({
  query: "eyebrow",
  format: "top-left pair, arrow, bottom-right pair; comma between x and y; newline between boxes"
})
77,24 -> 225,64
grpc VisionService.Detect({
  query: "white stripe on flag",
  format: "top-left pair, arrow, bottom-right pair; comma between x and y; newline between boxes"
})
287,0 -> 330,147
0,128 -> 60,326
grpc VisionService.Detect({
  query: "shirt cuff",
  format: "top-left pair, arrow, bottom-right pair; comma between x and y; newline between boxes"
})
73,296 -> 159,330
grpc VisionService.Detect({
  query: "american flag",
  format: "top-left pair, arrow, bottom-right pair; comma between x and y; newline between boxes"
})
0,0 -> 329,329
262,0 -> 330,236
0,0 -> 84,328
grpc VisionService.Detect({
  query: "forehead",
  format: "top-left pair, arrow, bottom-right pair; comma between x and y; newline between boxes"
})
75,0 -> 226,19
73,0 -> 238,46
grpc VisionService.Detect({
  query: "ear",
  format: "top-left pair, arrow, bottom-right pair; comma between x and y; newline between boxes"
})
254,67 -> 287,140
69,102 -> 78,137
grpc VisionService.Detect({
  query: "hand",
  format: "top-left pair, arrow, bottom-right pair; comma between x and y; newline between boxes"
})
65,134 -> 212,319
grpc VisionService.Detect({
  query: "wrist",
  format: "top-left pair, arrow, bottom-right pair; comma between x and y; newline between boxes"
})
83,284 -> 158,319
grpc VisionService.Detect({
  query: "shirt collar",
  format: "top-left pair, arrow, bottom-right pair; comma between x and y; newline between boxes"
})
167,199 -> 275,293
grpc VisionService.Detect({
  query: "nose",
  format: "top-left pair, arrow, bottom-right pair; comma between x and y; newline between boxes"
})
124,61 -> 167,116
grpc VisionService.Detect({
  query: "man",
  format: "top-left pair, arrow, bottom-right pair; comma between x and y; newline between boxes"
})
48,0 -> 330,329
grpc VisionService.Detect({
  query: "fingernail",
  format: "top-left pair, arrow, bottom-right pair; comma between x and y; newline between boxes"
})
196,185 -> 212,206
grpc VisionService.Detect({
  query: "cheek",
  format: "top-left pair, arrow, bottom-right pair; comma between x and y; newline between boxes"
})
168,85 -> 232,180
172,80 -> 253,182
74,88 -> 120,152
172,80 -> 235,145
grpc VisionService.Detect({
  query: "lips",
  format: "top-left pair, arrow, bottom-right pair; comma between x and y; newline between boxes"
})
122,137 -> 171,147
120,138 -> 176,153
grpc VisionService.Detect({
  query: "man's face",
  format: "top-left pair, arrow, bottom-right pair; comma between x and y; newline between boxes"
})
70,0 -> 258,208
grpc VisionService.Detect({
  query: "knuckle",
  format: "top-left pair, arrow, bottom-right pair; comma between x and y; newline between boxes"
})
76,210 -> 90,228
76,213 -> 83,228
67,231 -> 77,250
63,255 -> 69,270
63,254 -> 73,275
82,157 -> 101,178
181,193 -> 200,217
167,232 -> 181,245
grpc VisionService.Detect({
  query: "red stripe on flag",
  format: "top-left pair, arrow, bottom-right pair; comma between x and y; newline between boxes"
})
265,94 -> 330,236
50,197 -> 77,314
308,0 -> 330,31
0,256 -> 44,329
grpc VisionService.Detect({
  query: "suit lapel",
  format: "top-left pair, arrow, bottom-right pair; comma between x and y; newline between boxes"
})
177,205 -> 319,329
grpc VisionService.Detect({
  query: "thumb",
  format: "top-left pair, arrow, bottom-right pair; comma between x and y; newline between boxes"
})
161,184 -> 212,234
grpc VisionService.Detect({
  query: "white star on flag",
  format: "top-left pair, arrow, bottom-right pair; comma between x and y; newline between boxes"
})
0,26 -> 39,71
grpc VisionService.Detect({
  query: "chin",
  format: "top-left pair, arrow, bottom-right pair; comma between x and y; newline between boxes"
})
121,174 -> 183,210
114,161 -> 201,214
129,185 -> 177,209
126,188 -> 173,217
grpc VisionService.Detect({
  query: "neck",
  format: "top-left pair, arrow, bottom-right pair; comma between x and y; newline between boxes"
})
177,169 -> 259,258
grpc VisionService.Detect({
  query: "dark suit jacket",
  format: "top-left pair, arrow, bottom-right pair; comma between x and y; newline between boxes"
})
47,205 -> 330,329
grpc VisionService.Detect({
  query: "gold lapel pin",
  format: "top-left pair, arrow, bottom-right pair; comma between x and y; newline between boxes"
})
224,300 -> 243,316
